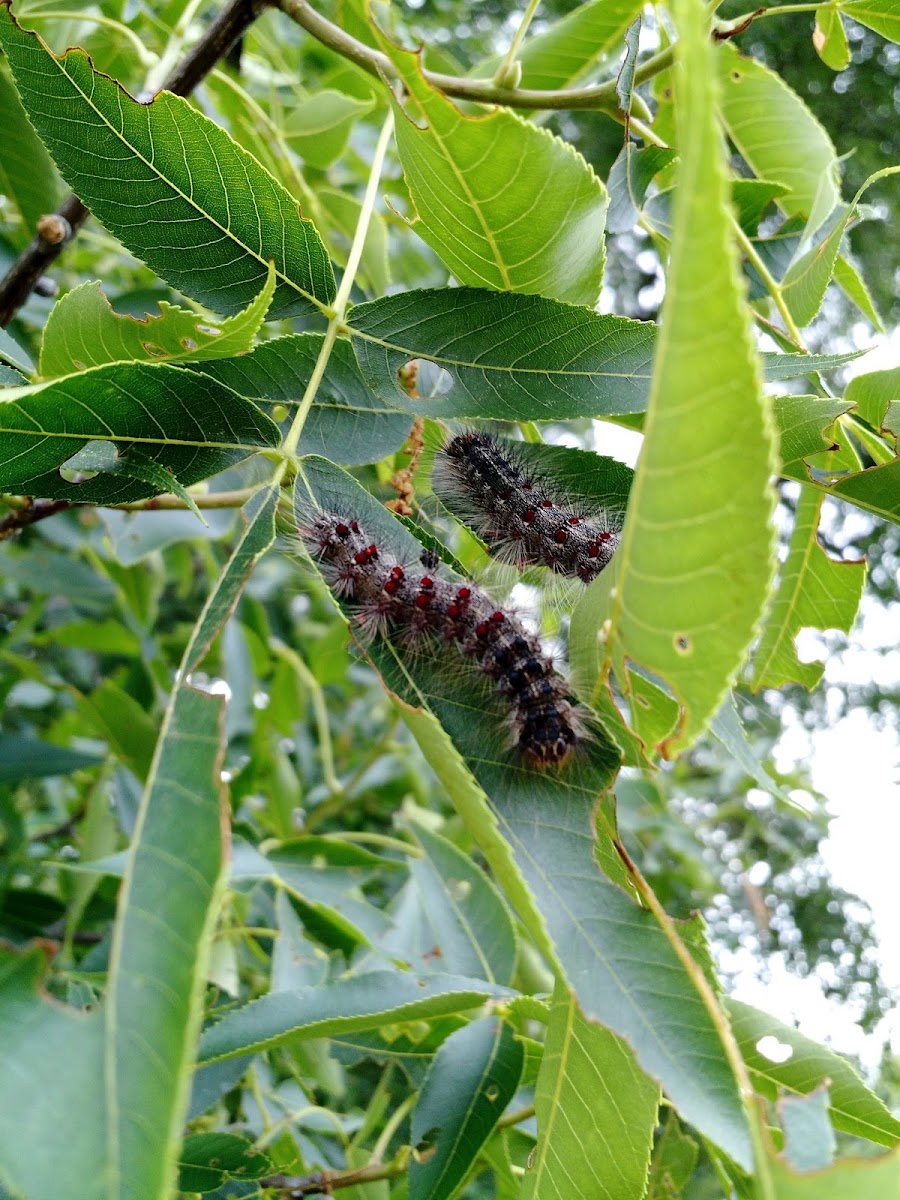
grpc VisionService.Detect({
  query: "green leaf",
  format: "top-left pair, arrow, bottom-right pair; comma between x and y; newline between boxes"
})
374,32 -> 608,306
780,1087 -> 836,1173
283,90 -> 375,169
177,1133 -> 272,1194
0,685 -> 227,1200
401,821 -> 518,985
750,486 -> 866,690
647,1112 -> 699,1199
833,254 -> 884,330
770,1145 -> 900,1197
0,946 -> 107,1194
195,334 -> 412,466
0,62 -> 59,233
607,144 -> 678,234
0,733 -> 101,782
726,998 -> 900,1147
296,455 -> 753,1171
347,286 -> 863,420
0,325 -> 34,374
0,7 -> 335,318
709,695 -> 793,803
409,1018 -> 523,1200
772,394 -> 850,477
717,43 -> 840,233
198,971 -> 510,1063
605,0 -> 777,753
732,180 -> 791,234
39,264 -> 277,378
106,681 -> 228,1199
840,0 -> 900,42
521,983 -> 659,1200
814,8 -> 851,69
499,0 -> 646,90
0,362 -> 279,503
845,365 -> 900,432
76,678 -> 159,781
616,18 -> 642,114
782,169 -> 900,327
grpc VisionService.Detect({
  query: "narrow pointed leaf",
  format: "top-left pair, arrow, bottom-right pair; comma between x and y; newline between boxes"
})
522,983 -> 659,1200
409,1018 -> 523,1200
0,6 -> 335,318
605,0 -> 777,753
199,972 -> 510,1063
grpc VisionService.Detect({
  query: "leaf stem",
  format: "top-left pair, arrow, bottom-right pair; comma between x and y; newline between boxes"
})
277,0 -> 674,113
732,219 -> 805,345
280,108 -> 394,462
613,838 -> 775,1200
494,0 -> 542,86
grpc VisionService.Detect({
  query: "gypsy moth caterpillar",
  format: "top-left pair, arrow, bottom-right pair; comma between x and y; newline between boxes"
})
299,507 -> 583,767
432,430 -> 621,584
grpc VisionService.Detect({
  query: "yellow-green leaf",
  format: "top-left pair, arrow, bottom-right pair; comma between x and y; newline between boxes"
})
374,31 -> 608,305
605,0 -> 778,753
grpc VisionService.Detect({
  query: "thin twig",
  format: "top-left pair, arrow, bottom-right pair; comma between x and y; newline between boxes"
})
0,0 -> 266,326
276,0 -> 674,114
260,1155 -> 407,1197
0,487 -> 259,540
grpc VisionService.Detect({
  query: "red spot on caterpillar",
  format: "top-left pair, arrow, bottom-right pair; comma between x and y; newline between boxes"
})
301,509 -> 581,766
554,529 -> 567,544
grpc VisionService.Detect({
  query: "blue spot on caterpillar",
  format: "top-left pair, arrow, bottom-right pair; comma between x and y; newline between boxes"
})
299,508 -> 583,767
433,430 -> 621,583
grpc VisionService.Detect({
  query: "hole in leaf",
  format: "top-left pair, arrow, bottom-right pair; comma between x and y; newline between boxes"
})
195,323 -> 222,337
59,440 -> 118,483
756,1035 -> 793,1064
181,337 -> 198,351
635,695 -> 650,708
141,341 -> 168,358
72,359 -> 88,371
413,1127 -> 440,1163
794,627 -> 828,665
398,359 -> 453,400
731,70 -> 742,81
485,1084 -> 500,1102
674,634 -> 691,654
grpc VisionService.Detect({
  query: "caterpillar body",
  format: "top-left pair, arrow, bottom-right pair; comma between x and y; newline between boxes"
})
301,509 -> 582,767
432,431 -> 621,584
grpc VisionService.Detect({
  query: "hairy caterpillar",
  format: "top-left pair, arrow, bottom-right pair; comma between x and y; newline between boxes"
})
432,430 -> 621,583
300,508 -> 582,767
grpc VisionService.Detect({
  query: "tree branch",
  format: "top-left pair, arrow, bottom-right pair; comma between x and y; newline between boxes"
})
276,0 -> 674,113
260,1157 -> 405,1197
0,0 -> 267,327
0,487 -> 260,541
